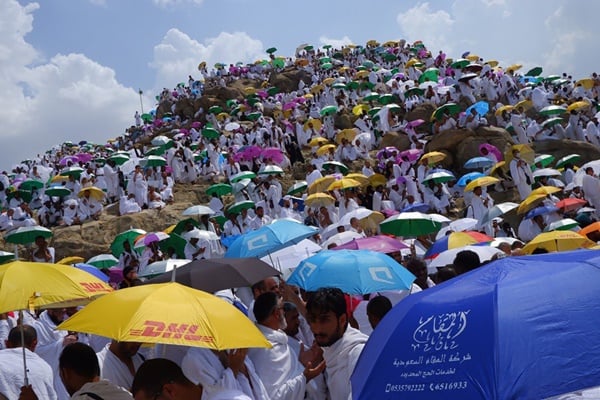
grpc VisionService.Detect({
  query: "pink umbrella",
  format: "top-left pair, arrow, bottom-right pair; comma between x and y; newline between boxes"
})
406,119 -> 425,128
257,90 -> 268,99
397,149 -> 423,163
260,147 -> 284,164
479,143 -> 503,161
283,102 -> 297,111
76,153 -> 93,163
190,121 -> 201,128
238,145 -> 262,161
332,235 -> 409,253
295,97 -> 307,103
376,146 -> 399,160
134,231 -> 170,248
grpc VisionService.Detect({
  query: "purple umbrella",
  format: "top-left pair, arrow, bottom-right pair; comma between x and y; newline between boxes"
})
190,121 -> 201,128
333,235 -> 408,253
479,143 -> 503,161
283,102 -> 297,111
376,146 -> 399,160
406,119 -> 425,128
260,147 -> 284,164
108,267 -> 123,286
59,155 -> 79,166
238,145 -> 262,161
397,149 -> 422,163
76,153 -> 93,163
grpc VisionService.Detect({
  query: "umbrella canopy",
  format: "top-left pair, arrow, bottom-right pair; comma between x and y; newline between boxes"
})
0,261 -> 112,314
57,282 -> 270,350
555,154 -> 581,169
73,263 -> 110,282
424,231 -> 493,259
480,202 -> 519,225
287,181 -> 308,196
18,179 -> 44,191
431,103 -> 460,121
5,226 -> 52,245
428,245 -> 503,270
578,222 -> 600,238
227,200 -> 255,215
322,161 -> 349,175
517,193 -> 548,214
457,172 -> 485,187
182,205 -> 215,216
258,165 -> 284,175
380,212 -> 442,237
287,250 -> 415,295
305,193 -> 335,208
478,143 -> 502,162
464,157 -> 495,170
465,101 -> 489,117
421,151 -> 446,165
86,254 -> 119,269
332,235 -> 408,253
422,171 -> 455,185
225,220 -> 318,258
308,176 -> 337,194
321,231 -> 363,248
521,231 -> 594,254
45,186 -> 71,198
327,177 -> 361,191
229,171 -> 257,183
206,183 -> 232,197
148,258 -> 280,293
539,105 -> 567,116
533,168 -> 561,179
134,232 -> 170,248
351,250 -> 600,399
78,186 -> 105,201
56,256 -> 85,265
464,176 -> 499,192
555,198 -> 587,213
137,259 -> 192,278
320,105 -> 338,116
545,218 -> 580,232
533,154 -> 555,168
110,228 -> 146,257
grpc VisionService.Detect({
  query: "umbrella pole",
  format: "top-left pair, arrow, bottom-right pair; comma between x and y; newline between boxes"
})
170,264 -> 178,282
19,310 -> 29,386
14,244 -> 18,260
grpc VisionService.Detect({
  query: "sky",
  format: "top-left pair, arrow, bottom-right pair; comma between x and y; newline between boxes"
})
1,0 -> 599,171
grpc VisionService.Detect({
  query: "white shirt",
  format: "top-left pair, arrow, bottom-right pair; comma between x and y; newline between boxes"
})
71,380 -> 133,400
0,347 -> 57,400
96,344 -> 144,391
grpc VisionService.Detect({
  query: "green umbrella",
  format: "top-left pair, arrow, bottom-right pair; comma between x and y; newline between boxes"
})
321,62 -> 333,70
555,154 -> 581,169
322,161 -> 349,175
258,165 -> 284,175
227,200 -> 255,215
202,127 -> 220,139
266,47 -> 277,54
404,87 -> 424,97
431,102 -> 460,121
19,179 -> 44,191
382,53 -> 397,62
230,171 -> 257,183
287,181 -> 308,196
226,99 -> 238,109
5,226 -> 52,245
319,56 -> 331,64
320,105 -> 338,116
141,113 -> 153,123
332,52 -> 344,60
171,218 -> 200,236
380,212 -> 442,237
539,105 -> 566,116
526,66 -> 543,77
93,157 -> 106,166
247,112 -> 262,121
418,67 -> 439,84
346,81 -> 360,90
110,228 -> 147,257
332,82 -> 347,90
206,183 -> 232,197
87,254 -> 119,269
533,154 -> 555,168
305,45 -> 315,51
109,154 -> 130,165
60,166 -> 84,178
367,107 -> 381,117
212,215 -> 227,230
378,94 -> 395,105
359,81 -> 375,90
159,233 -> 187,259
0,251 -> 15,264
145,146 -> 165,156
422,171 -> 455,184
362,60 -> 375,69
322,44 -> 331,50
271,58 -> 285,68
8,189 -> 32,203
541,117 -> 564,129
363,92 -> 380,102
208,105 -> 223,114
544,75 -> 561,82
385,103 -> 402,113
450,59 -> 470,69
45,186 -> 71,198
267,86 -> 279,96
142,155 -> 167,167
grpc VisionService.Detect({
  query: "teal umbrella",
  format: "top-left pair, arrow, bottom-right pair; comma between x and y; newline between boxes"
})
320,105 -> 338,116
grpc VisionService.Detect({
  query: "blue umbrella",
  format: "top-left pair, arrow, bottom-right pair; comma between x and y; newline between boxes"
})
525,205 -> 559,220
401,202 -> 430,213
73,263 -> 109,282
464,156 -> 495,170
351,250 -> 600,399
225,220 -> 318,258
457,172 -> 485,187
465,101 -> 489,117
287,250 -> 415,295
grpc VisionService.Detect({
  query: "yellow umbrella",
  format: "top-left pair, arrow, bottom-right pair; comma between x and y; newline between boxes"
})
566,101 -> 591,112
198,61 -> 207,70
310,84 -> 324,94
352,104 -> 370,116
383,40 -> 398,47
346,173 -> 370,186
327,178 -> 362,191
322,77 -> 336,86
464,176 -> 500,192
335,128 -> 357,144
505,63 -> 523,73
78,186 -> 105,201
488,161 -> 506,176
354,70 -> 370,80
295,58 -> 309,67
514,99 -> 533,111
521,231 -> 595,255
421,151 -> 446,165
359,211 -> 385,233
58,283 -> 271,350
0,261 -> 113,314
308,137 -> 328,147
531,186 -> 562,196
366,39 -> 380,47
517,193 -> 547,214
405,58 -> 420,68
244,87 -> 256,96
368,173 -> 387,188
316,144 -> 336,157
304,93 -> 314,100
56,256 -> 85,265
51,175 -> 69,183
216,112 -> 230,121
305,193 -> 336,208
308,176 -> 337,194
484,60 -> 499,67
495,105 -> 514,116
304,118 -> 322,132
466,54 -> 480,62
576,78 -> 595,90
272,109 -> 283,119
505,144 -> 535,165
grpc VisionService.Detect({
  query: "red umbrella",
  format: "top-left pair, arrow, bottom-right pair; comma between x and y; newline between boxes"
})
555,198 -> 587,212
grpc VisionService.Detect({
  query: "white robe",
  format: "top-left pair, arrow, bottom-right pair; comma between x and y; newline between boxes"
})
181,347 -> 269,400
321,327 -> 368,400
247,325 -> 307,400
96,344 -> 144,391
34,311 -> 70,400
71,380 -> 133,400
509,159 -> 534,200
0,347 -> 57,400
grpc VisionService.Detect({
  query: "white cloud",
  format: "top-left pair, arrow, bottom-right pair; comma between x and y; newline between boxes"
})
150,29 -> 264,90
395,1 -> 600,79
318,35 -> 354,49
0,0 -> 139,169
153,0 -> 204,7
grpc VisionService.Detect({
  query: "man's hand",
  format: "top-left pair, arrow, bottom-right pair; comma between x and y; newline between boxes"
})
227,348 -> 248,376
19,385 -> 38,400
303,359 -> 326,382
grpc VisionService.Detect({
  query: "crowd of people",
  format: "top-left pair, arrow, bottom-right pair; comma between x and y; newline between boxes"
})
1,37 -> 600,399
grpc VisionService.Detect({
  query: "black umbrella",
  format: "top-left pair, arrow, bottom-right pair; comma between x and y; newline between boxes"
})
147,258 -> 280,293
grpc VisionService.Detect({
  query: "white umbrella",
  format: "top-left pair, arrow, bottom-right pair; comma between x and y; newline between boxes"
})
321,231 -> 363,249
261,239 -> 321,280
182,205 -> 215,216
480,202 -> 519,226
224,122 -> 241,131
151,135 -> 171,146
183,229 -> 220,241
258,165 -> 284,175
533,168 -> 561,179
435,218 -> 479,240
339,207 -> 373,225
427,245 -> 502,273
138,259 -> 191,278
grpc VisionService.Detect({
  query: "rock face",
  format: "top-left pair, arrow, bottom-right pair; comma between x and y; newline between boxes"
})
380,132 -> 412,151
268,68 -> 311,94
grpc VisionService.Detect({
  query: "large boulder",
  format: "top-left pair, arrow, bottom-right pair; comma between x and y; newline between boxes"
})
380,132 -> 411,151
269,68 -> 311,94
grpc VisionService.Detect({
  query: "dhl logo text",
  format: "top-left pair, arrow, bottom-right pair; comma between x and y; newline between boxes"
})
129,320 -> 215,343
80,282 -> 112,293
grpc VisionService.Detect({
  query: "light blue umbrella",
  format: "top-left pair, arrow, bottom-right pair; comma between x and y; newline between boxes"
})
457,172 -> 486,187
465,100 -> 489,117
224,220 -> 318,258
352,250 -> 600,399
287,250 -> 415,295
464,156 -> 495,170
